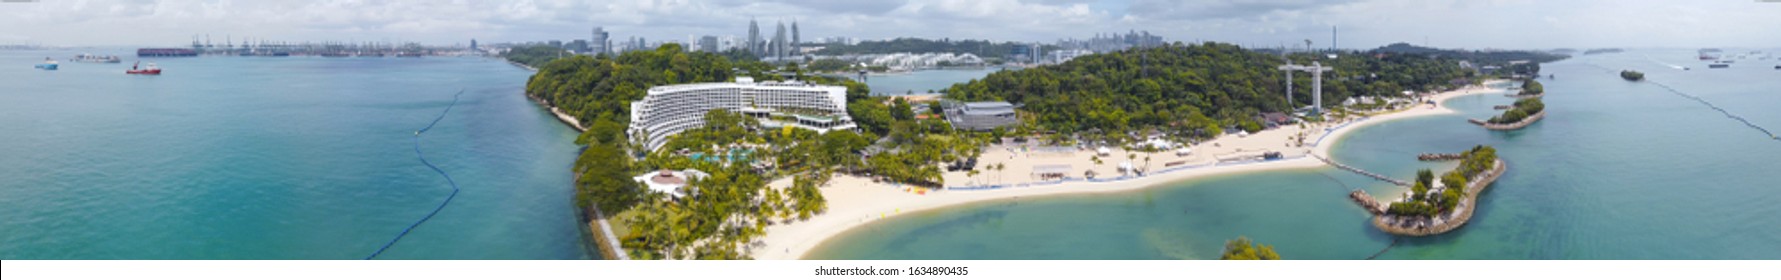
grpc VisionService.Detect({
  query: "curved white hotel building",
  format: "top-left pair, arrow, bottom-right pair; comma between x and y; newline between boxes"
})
629,77 -> 855,151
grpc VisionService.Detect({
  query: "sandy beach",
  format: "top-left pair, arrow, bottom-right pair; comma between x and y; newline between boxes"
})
749,80 -> 1506,259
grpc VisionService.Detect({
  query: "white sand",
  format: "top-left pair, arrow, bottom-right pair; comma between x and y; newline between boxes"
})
748,81 -> 1506,259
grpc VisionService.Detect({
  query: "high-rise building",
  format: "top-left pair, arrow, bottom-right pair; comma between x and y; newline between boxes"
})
569,39 -> 590,53
791,19 -> 800,56
469,39 -> 477,51
747,19 -> 761,57
773,21 -> 787,60
699,36 -> 719,53
592,27 -> 610,54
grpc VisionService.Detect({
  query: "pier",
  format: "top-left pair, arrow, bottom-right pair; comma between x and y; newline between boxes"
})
1311,154 -> 1410,186
1349,189 -> 1387,215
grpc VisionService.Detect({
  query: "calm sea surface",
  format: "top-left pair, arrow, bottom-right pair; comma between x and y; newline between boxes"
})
811,49 -> 1781,259
866,67 -> 1008,96
1,49 -> 590,259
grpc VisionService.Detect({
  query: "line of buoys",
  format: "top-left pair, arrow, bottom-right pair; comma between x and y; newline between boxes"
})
1647,81 -> 1781,141
1582,63 -> 1778,142
1365,237 -> 1403,260
366,89 -> 466,260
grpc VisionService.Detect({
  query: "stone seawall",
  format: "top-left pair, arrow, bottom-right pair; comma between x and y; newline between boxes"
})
1372,159 -> 1506,236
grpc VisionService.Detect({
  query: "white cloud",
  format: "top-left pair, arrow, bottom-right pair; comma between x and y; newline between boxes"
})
0,0 -> 1775,49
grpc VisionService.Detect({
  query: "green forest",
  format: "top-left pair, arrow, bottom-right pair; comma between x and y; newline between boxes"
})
502,44 -> 571,68
1372,42 -> 1566,76
516,41 -> 1553,259
523,44 -> 880,259
942,42 -> 1473,141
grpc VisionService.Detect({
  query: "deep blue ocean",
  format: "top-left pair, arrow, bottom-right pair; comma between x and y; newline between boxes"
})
1,49 -> 589,259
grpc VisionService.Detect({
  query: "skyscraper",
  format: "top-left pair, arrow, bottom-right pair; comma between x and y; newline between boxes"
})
773,20 -> 787,60
791,19 -> 800,56
592,27 -> 610,54
699,36 -> 719,53
747,19 -> 761,57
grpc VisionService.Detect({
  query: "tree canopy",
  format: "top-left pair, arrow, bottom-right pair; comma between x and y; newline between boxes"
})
502,44 -> 571,68
944,42 -> 1472,138
1219,236 -> 1281,260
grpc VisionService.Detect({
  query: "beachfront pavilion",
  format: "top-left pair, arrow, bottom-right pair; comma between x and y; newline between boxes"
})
632,169 -> 710,199
1031,164 -> 1071,181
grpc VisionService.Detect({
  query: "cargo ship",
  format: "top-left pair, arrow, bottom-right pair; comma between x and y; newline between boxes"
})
137,48 -> 198,57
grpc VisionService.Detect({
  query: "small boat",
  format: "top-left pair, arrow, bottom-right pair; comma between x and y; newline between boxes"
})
126,61 -> 162,75
34,57 -> 59,70
1709,63 -> 1730,69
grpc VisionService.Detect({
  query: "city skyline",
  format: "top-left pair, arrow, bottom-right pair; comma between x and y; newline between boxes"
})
3,0 -> 1780,50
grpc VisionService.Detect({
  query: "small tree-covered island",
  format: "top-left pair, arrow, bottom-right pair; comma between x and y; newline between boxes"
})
1374,145 -> 1507,236
1471,79 -> 1546,130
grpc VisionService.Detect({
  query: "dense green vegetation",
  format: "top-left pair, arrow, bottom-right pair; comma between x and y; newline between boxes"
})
849,98 -> 997,186
1371,43 -> 1567,76
524,44 -> 882,259
1387,145 -> 1498,217
943,42 -> 1471,142
1219,236 -> 1281,260
1620,70 -> 1645,81
1488,98 -> 1545,124
1518,79 -> 1544,96
814,38 -> 1043,59
527,44 -> 868,129
619,110 -> 851,259
501,44 -> 571,68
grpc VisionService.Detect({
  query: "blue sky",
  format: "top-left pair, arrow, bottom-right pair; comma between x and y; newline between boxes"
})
2,0 -> 1778,49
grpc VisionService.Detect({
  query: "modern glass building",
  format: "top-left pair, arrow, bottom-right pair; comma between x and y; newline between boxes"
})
629,77 -> 856,151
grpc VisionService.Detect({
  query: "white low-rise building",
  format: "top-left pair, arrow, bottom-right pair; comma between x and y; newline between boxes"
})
629,77 -> 855,151
633,169 -> 709,199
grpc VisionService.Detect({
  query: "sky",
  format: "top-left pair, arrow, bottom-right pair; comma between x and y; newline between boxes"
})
3,0 -> 1779,50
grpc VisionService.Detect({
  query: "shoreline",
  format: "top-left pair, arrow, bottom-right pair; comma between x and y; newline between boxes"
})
1472,110 -> 1546,131
1372,159 -> 1507,236
752,80 -> 1508,259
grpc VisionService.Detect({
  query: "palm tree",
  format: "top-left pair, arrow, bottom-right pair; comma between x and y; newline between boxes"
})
994,163 -> 1006,184
966,169 -> 980,186
1144,155 -> 1152,174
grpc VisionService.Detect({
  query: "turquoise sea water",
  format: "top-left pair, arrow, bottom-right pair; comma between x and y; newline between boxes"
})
811,49 -> 1781,259
1,49 -> 590,259
866,68 -> 1008,96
